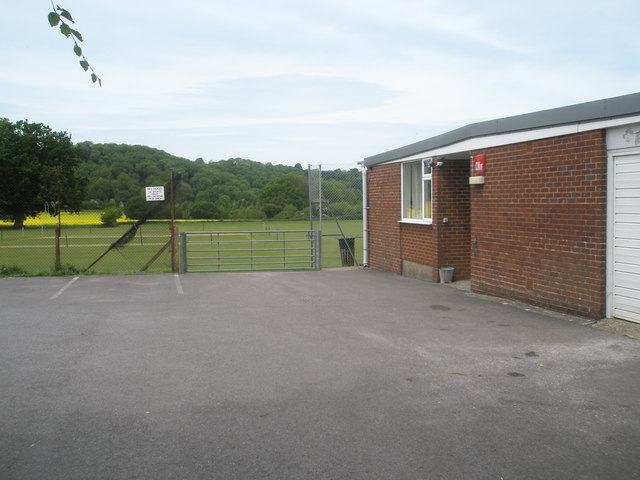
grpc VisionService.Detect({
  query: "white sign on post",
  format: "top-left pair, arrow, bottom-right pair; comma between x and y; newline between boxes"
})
145,186 -> 165,201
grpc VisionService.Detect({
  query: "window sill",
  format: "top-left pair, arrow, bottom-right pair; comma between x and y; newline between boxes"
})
398,219 -> 433,225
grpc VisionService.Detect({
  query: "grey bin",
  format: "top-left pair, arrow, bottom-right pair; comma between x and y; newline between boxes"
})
439,267 -> 454,283
338,237 -> 356,266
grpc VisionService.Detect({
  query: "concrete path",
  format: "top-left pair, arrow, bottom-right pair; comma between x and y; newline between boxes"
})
1,270 -> 639,479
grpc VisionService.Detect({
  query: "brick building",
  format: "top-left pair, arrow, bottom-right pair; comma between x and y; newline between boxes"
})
363,92 -> 640,322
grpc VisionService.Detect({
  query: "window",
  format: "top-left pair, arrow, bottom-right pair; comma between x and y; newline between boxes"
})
401,159 -> 432,223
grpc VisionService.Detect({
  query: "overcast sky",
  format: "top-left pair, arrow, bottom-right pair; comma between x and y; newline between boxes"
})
2,1 -> 638,169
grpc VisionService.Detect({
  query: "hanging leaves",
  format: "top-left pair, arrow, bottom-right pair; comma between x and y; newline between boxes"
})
48,12 -> 60,27
47,3 -> 101,87
59,22 -> 72,37
57,8 -> 73,22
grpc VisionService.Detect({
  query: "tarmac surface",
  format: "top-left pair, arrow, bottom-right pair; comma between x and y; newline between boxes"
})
1,269 -> 639,480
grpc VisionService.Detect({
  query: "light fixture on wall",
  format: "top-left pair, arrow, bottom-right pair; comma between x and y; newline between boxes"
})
424,158 -> 444,168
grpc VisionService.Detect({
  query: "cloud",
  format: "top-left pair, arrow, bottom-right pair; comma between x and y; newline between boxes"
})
188,74 -> 397,117
1,1 -> 638,167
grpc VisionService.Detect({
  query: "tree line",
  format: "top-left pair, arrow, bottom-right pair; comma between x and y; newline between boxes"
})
0,119 -> 362,227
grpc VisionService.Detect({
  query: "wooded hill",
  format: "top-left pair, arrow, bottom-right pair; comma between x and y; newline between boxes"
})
76,142 -> 362,220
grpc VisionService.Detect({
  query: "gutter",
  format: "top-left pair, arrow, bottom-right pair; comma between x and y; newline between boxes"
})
358,161 -> 369,268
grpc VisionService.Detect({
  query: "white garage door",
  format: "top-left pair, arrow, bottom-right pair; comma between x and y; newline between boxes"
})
613,154 -> 640,323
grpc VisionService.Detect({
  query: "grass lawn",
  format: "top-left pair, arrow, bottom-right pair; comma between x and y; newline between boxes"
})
0,215 -> 362,275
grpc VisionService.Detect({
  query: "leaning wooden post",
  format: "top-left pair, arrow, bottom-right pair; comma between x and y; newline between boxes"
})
55,166 -> 62,270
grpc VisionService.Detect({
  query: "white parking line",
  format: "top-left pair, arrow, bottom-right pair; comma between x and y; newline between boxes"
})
174,274 -> 184,294
50,276 -> 80,299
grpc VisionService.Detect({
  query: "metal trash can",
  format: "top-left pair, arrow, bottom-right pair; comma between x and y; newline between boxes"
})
439,267 -> 454,283
338,237 -> 356,266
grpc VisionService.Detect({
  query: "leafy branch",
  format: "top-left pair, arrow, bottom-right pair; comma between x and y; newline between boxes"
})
48,3 -> 102,86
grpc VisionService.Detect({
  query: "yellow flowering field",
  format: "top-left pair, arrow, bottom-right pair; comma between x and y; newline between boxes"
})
0,211 -> 121,227
0,211 -> 235,227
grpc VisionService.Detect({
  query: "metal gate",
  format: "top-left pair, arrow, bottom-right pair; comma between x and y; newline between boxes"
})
180,230 -> 321,273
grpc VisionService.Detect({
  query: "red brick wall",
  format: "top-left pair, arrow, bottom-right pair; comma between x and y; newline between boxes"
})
401,222 -> 437,275
435,160 -> 471,279
470,130 -> 608,318
367,160 -> 471,279
367,163 -> 402,273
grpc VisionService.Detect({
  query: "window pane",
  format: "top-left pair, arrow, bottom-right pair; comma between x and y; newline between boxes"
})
423,179 -> 432,219
403,162 -> 422,219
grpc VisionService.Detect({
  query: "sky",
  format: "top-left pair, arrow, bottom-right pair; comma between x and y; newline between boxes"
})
1,1 -> 638,169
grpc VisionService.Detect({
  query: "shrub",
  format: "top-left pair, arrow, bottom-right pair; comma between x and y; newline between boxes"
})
100,206 -> 123,227
51,263 -> 82,276
231,205 -> 266,220
274,205 -> 298,219
0,265 -> 29,277
189,201 -> 220,219
124,196 -> 147,219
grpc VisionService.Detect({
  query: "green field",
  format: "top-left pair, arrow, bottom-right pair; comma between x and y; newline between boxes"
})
0,218 -> 362,275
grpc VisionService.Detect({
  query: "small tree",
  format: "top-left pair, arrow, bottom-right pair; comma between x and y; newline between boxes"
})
274,205 -> 298,219
100,206 -> 123,227
190,201 -> 220,219
231,205 -> 266,220
124,196 -> 147,220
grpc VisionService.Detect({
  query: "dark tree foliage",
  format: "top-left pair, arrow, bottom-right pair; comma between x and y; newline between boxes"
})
189,201 -> 221,220
75,142 -> 362,221
0,118 -> 85,228
124,196 -> 147,220
259,174 -> 308,218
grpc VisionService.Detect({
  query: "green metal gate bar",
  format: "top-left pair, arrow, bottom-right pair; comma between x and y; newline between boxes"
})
180,230 -> 321,273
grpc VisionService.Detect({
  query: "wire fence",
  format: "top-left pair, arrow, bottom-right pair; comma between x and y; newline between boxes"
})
0,211 -> 174,275
0,218 -> 363,275
1,166 -> 363,275
308,165 -> 363,267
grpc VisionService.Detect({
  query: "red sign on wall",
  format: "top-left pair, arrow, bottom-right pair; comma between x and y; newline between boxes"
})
474,154 -> 486,174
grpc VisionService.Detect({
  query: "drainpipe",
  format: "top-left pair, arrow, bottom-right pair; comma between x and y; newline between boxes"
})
358,161 -> 369,268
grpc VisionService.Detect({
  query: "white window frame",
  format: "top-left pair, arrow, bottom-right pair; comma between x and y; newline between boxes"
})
400,158 -> 433,224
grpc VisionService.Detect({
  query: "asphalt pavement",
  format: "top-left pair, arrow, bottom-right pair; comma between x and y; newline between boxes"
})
1,269 -> 639,479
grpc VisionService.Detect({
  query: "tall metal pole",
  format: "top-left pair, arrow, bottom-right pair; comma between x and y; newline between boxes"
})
318,164 -> 322,234
169,169 -> 177,273
308,164 -> 314,232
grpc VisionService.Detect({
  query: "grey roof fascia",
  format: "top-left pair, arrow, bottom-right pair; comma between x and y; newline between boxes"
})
364,91 -> 640,167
